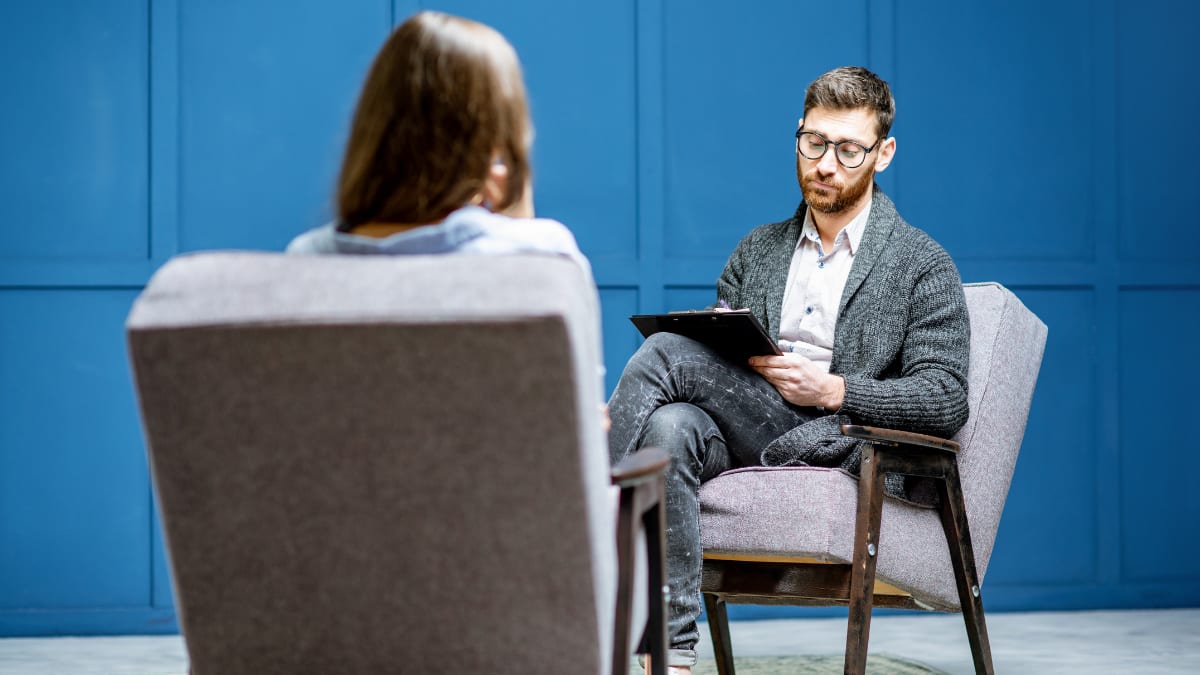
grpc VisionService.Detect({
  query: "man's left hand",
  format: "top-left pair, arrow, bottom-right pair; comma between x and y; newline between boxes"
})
748,353 -> 845,411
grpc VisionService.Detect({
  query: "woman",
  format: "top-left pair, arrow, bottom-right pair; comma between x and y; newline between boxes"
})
287,10 -> 588,276
286,12 -> 638,667
290,8 -> 608,418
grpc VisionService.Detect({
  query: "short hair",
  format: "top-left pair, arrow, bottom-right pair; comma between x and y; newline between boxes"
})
337,11 -> 531,228
803,66 -> 895,138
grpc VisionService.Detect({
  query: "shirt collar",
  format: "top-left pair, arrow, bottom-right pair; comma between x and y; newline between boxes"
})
331,206 -> 488,255
800,193 -> 873,255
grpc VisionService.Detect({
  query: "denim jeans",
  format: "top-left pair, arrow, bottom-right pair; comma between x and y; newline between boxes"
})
608,332 -> 820,665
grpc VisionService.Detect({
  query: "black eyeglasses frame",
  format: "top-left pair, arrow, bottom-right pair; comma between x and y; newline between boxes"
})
794,129 -> 884,169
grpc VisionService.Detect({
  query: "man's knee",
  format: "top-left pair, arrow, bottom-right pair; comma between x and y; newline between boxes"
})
641,403 -> 718,459
635,332 -> 710,365
643,331 -> 692,350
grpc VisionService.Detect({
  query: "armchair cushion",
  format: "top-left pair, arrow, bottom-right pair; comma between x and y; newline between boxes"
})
700,465 -> 955,608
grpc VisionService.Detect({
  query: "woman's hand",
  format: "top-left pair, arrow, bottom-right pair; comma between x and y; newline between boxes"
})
480,156 -> 535,218
500,177 -> 535,218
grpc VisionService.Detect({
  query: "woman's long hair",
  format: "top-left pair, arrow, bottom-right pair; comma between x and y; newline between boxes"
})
337,12 -> 531,229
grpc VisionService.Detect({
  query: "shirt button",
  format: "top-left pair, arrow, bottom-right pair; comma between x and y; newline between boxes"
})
805,306 -> 813,314
818,262 -> 825,269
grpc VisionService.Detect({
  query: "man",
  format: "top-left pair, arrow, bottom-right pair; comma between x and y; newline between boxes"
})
607,66 -> 971,673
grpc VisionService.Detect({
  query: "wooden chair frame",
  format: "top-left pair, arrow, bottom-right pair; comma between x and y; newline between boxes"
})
701,424 -> 994,675
613,447 -> 671,675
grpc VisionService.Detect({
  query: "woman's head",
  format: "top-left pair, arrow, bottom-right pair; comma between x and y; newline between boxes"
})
337,12 -> 532,229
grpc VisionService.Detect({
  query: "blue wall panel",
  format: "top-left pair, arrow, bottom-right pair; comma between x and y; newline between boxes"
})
987,289 -> 1098,587
664,287 -> 718,314
1119,288 -> 1200,583
177,0 -> 389,252
892,0 -> 1096,261
0,1 -> 149,261
600,289 -> 641,395
3,0 -> 1200,636
1116,0 -> 1200,261
0,290 -> 149,608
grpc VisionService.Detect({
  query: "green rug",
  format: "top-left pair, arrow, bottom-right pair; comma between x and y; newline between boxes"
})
634,654 -> 946,674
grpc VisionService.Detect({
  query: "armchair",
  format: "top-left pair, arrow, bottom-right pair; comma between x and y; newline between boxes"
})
127,251 -> 667,675
699,282 -> 1047,674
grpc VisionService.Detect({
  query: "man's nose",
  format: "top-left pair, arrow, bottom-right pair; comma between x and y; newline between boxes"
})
817,147 -> 840,175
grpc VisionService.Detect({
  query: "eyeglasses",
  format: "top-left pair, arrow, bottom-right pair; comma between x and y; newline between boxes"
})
795,130 -> 882,169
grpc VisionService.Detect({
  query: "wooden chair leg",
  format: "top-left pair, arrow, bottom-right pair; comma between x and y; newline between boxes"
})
643,491 -> 668,675
611,449 -> 670,675
938,464 -> 995,675
703,592 -> 736,675
613,488 -> 637,675
845,443 -> 886,675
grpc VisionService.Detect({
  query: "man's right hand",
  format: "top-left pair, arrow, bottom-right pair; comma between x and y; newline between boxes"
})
748,352 -> 846,411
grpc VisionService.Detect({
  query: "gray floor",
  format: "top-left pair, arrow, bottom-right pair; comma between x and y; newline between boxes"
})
698,608 -> 1200,674
0,608 -> 1196,674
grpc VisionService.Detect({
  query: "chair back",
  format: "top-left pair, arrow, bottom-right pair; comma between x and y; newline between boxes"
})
953,282 -> 1048,582
128,252 -> 613,674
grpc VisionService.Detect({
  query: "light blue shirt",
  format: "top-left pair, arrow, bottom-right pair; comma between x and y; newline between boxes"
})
285,205 -> 592,278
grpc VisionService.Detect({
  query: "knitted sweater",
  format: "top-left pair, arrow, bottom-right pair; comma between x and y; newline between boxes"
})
717,187 -> 970,494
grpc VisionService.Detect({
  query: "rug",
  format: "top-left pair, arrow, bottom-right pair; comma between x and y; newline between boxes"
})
633,654 -> 947,674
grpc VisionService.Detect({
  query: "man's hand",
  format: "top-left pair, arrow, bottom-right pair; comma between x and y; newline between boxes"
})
748,353 -> 845,410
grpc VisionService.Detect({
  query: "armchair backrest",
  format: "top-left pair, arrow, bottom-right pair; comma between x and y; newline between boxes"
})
953,282 -> 1048,582
128,252 -> 613,674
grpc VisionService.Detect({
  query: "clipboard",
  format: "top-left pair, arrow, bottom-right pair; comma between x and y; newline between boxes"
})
629,310 -> 782,362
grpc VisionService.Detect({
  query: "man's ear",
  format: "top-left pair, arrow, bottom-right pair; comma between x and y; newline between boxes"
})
480,158 -> 509,210
873,136 -> 897,173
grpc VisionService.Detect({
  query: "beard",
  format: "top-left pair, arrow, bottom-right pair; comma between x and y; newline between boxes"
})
798,160 -> 875,214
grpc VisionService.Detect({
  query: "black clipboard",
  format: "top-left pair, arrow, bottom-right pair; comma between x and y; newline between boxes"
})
629,310 -> 782,362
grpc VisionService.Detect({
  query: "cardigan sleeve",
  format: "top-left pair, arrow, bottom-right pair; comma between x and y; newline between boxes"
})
836,252 -> 971,438
717,232 -> 751,309
717,219 -> 792,329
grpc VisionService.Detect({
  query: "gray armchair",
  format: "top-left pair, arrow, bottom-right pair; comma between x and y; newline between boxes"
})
699,282 -> 1047,674
127,252 -> 667,675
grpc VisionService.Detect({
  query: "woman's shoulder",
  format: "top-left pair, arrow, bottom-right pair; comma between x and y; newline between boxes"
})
285,223 -> 339,254
453,206 -> 582,256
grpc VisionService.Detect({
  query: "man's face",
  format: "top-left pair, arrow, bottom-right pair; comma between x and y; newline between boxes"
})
795,106 -> 892,215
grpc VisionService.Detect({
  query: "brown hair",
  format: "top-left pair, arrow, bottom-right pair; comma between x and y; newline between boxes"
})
336,11 -> 531,229
804,66 -> 895,138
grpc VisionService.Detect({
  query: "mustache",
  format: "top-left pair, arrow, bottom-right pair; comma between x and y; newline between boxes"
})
803,172 -> 841,191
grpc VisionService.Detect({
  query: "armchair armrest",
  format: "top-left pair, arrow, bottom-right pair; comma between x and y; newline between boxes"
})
611,446 -> 670,487
840,424 -> 960,454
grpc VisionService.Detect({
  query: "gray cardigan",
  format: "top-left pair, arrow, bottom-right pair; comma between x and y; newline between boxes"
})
717,187 -> 970,496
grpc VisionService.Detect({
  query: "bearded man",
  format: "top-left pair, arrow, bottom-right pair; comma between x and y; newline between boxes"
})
607,66 -> 971,674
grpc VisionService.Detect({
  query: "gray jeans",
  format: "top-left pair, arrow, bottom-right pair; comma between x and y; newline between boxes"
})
607,332 -> 819,665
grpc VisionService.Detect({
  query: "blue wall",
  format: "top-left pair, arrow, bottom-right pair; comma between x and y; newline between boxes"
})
1,0 -> 1198,635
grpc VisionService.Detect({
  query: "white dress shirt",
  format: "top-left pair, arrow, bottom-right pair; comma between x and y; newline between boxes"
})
777,197 -> 872,372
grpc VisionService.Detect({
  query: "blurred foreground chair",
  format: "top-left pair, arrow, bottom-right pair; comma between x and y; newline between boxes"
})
127,252 -> 667,675
700,282 -> 1047,675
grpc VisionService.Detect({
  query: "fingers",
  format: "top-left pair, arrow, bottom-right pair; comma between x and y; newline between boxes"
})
750,364 -> 790,387
748,354 -> 794,369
